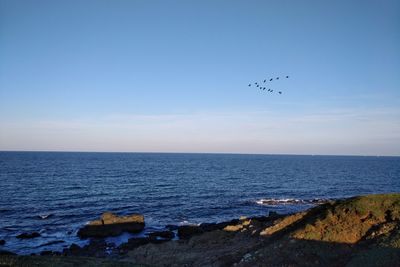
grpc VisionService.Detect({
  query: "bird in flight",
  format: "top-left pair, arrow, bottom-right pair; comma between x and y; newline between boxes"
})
247,75 -> 289,95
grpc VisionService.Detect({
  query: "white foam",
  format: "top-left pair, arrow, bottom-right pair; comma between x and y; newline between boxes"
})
255,198 -> 328,206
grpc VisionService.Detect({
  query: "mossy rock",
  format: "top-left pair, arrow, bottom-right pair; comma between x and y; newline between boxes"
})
291,194 -> 400,244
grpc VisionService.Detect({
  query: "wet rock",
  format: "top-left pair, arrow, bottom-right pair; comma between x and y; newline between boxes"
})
40,250 -> 54,256
148,230 -> 175,240
16,232 -> 41,239
199,223 -> 219,232
69,243 -> 81,252
165,224 -> 179,231
78,212 -> 145,238
178,225 -> 204,239
63,240 -> 113,258
0,239 -> 5,245
269,211 -> 279,217
250,215 -> 274,223
118,237 -> 150,254
0,250 -> 16,256
82,239 -> 111,257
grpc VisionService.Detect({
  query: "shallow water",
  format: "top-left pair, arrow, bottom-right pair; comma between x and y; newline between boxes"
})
0,152 -> 399,254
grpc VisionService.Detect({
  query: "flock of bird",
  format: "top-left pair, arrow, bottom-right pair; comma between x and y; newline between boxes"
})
248,75 -> 289,95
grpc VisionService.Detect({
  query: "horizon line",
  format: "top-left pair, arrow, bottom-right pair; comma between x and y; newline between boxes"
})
0,150 -> 398,157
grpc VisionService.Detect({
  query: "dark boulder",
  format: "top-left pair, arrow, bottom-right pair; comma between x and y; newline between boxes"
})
0,250 -> 16,256
250,215 -> 273,222
82,239 -> 112,258
199,223 -> 219,232
16,232 -> 41,239
118,237 -> 150,254
269,211 -> 279,217
78,212 -> 145,238
148,230 -> 175,240
40,250 -> 54,256
0,240 -> 5,245
165,224 -> 179,231
68,243 -> 81,253
178,225 -> 204,239
63,240 -> 113,258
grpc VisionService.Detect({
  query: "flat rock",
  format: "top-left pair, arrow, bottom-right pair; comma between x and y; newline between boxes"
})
78,212 -> 145,238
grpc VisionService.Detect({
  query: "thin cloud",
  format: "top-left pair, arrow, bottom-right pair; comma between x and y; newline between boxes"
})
0,107 -> 399,155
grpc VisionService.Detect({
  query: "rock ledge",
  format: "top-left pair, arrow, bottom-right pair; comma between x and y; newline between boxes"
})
78,212 -> 145,238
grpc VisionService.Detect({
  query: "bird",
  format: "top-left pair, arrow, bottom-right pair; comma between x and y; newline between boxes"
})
269,78 -> 273,81
276,77 -> 279,80
263,87 -> 266,90
286,76 -> 289,78
271,89 -> 274,92
248,84 -> 251,87
263,79 -> 266,83
278,91 -> 282,94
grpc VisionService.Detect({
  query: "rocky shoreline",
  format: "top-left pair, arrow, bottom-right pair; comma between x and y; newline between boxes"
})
1,193 -> 400,266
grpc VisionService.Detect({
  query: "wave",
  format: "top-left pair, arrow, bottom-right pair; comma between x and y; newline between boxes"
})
38,214 -> 53,220
255,198 -> 330,206
0,208 -> 11,213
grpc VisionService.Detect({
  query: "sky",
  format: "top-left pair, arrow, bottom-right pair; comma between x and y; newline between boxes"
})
0,0 -> 399,155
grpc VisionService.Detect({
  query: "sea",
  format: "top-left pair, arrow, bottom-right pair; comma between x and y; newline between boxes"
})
0,152 -> 399,254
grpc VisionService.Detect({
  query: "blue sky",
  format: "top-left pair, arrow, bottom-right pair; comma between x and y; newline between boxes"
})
0,0 -> 399,155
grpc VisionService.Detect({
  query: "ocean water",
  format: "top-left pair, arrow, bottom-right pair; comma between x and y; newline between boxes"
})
0,152 -> 399,254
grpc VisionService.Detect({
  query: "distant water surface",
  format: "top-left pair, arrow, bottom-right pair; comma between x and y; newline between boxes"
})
0,152 -> 399,254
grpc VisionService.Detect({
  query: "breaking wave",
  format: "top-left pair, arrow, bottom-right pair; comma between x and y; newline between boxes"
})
255,198 -> 330,206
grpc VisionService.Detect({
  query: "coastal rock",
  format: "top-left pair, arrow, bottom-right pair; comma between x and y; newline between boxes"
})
148,230 -> 175,240
178,225 -> 204,239
199,223 -> 220,232
0,239 -> 5,245
16,232 -> 41,239
78,212 -> 145,238
223,224 -> 244,232
65,243 -> 81,254
0,250 -> 16,256
3,194 -> 400,267
166,224 -> 179,231
268,211 -> 279,217
118,237 -> 150,254
40,250 -> 54,256
63,240 -> 114,258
